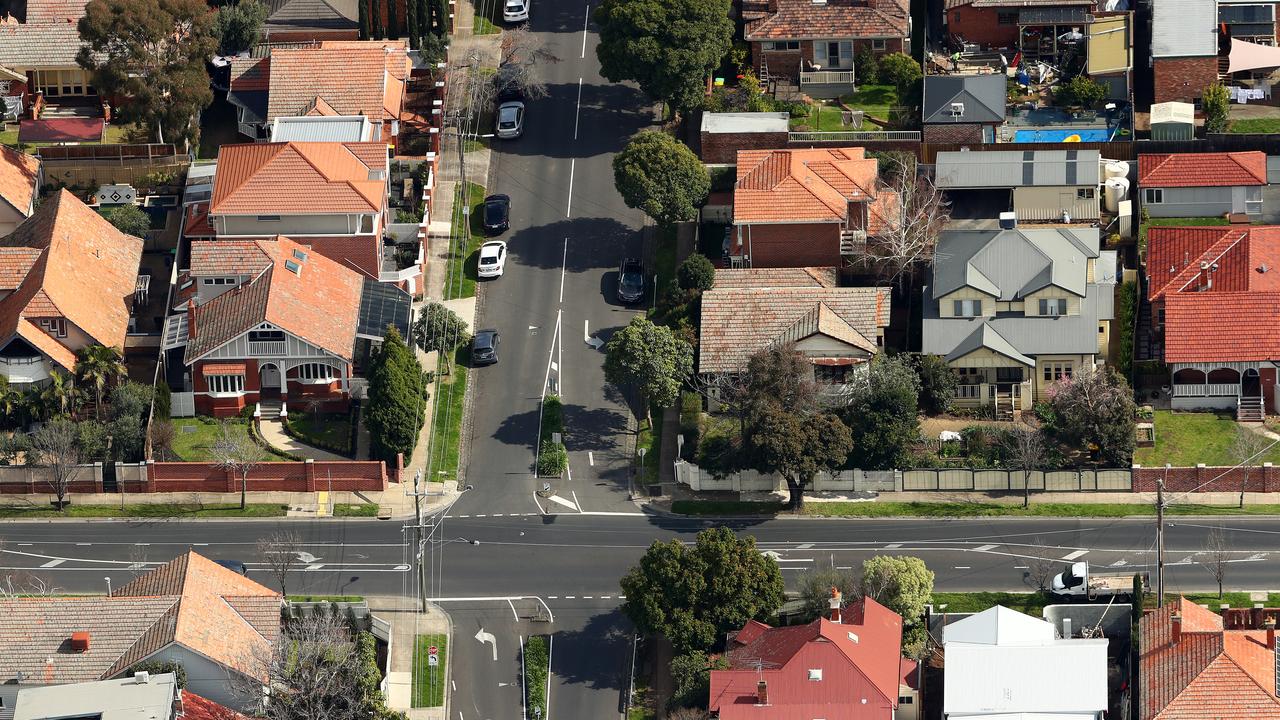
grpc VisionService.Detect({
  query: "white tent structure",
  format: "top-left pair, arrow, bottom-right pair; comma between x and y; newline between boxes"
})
1228,38 -> 1280,73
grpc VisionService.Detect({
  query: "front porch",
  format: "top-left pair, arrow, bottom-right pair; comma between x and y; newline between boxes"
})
953,376 -> 1035,420
1168,362 -> 1272,421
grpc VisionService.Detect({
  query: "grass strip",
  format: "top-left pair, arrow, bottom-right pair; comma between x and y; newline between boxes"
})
929,592 -> 1051,615
670,500 -> 1280,518
413,634 -> 448,707
524,635 -> 549,719
445,181 -> 487,301
333,503 -> 380,517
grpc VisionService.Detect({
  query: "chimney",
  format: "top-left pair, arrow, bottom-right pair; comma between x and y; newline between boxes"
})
1171,610 -> 1182,645
829,587 -> 842,623
1266,618 -> 1276,649
1062,618 -> 1072,639
70,632 -> 90,652
756,680 -> 769,706
1255,603 -> 1265,629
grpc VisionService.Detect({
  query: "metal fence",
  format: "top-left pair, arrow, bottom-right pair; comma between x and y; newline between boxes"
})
901,468 -> 1132,492
789,130 -> 922,142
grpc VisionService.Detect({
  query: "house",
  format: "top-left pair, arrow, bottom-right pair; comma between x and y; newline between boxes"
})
165,236 -> 410,417
261,0 -> 360,42
1145,225 -> 1280,418
270,114 -> 377,143
944,0 -> 1096,52
0,190 -> 142,389
944,606 -> 1107,720
227,40 -> 410,141
0,0 -> 95,111
934,149 -> 1102,222
922,227 -> 1117,417
1151,0 -> 1219,103
731,147 -> 898,269
1087,13 -> 1134,101
0,145 -> 40,234
699,268 -> 890,387
709,595 -> 918,720
699,112 -> 789,164
741,0 -> 910,92
1140,597 -> 1280,719
208,141 -> 390,281
921,74 -> 1006,144
0,552 -> 280,712
1138,152 -> 1267,219
15,673 -> 245,720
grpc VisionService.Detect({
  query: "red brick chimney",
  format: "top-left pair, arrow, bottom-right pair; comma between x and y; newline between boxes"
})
1171,610 -> 1182,645
756,681 -> 768,706
1266,618 -> 1276,649
829,587 -> 842,623
70,632 -> 90,652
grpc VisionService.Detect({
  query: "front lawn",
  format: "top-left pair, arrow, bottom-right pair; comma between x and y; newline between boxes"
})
427,347 -> 469,482
1133,411 -> 1280,467
333,503 -> 380,517
444,181 -> 487,301
1230,118 -> 1280,134
413,634 -> 448,707
929,592 -> 1051,615
171,418 -> 251,461
669,500 -> 1280,517
284,411 -> 353,456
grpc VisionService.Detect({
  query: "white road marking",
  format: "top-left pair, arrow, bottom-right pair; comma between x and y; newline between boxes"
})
1014,565 -> 1029,569
774,558 -> 814,563
76,543 -> 91,546
559,238 -> 568,303
795,543 -> 813,549
565,595 -> 576,599
475,628 -> 498,661
1062,550 -> 1089,560
1110,559 -> 1129,567
954,566 -> 971,570
548,595 -> 559,599
588,452 -> 594,466
581,4 -> 589,57
493,513 -> 505,517
583,596 -> 593,599
974,544 -> 998,552
547,494 -> 579,510
883,543 -> 902,549
304,563 -> 326,571
571,490 -> 583,513
573,77 -> 583,140
40,559 -> 65,568
507,598 -> 518,620
600,595 -> 611,599
566,158 -> 575,216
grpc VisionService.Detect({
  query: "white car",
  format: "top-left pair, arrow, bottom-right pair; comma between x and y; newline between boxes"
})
496,101 -> 524,139
478,241 -> 508,278
503,0 -> 529,22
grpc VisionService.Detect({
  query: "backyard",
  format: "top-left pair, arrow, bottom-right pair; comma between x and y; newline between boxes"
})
789,86 -> 899,131
1133,411 -> 1280,467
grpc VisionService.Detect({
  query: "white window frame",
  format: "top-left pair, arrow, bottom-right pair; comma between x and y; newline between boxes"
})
1042,362 -> 1074,383
763,41 -> 800,51
207,374 -> 246,395
295,363 -> 338,384
37,318 -> 67,337
1038,298 -> 1067,316
201,277 -> 235,286
872,39 -> 887,51
952,299 -> 981,317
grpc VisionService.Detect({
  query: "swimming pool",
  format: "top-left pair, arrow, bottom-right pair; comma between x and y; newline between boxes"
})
1012,127 -> 1115,142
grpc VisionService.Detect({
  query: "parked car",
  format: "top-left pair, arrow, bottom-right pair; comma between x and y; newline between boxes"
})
478,241 -> 508,278
503,0 -> 530,21
214,559 -> 248,575
617,257 -> 644,303
482,194 -> 510,235
472,329 -> 500,365
496,101 -> 525,139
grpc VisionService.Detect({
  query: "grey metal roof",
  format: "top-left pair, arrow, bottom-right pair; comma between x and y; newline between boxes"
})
227,89 -> 268,125
922,282 -> 1110,358
700,112 -> 791,134
922,75 -> 1006,125
1019,6 -> 1090,23
15,674 -> 179,720
1152,0 -> 1218,58
357,278 -> 412,341
271,115 -> 373,142
931,227 -> 1100,300
935,150 -> 1102,189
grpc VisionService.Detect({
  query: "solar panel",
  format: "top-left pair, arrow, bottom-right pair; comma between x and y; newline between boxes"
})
357,279 -> 412,340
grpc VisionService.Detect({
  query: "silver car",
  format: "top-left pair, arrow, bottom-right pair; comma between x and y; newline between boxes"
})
496,101 -> 524,139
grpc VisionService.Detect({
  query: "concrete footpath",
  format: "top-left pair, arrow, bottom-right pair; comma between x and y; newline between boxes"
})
727,489 -> 1280,507
368,595 -> 453,720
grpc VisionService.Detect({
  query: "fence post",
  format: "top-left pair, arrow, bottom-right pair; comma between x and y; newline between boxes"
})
305,458 -> 317,492
1265,463 -> 1274,493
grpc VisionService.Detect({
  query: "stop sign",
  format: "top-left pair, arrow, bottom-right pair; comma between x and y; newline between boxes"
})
428,646 -> 439,656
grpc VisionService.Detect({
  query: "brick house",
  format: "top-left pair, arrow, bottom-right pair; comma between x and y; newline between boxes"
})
731,147 -> 898,268
0,189 -> 142,389
944,0 -> 1095,52
1152,0 -> 1219,103
0,0 -> 97,112
1138,151 -> 1267,219
742,0 -> 910,87
1146,225 -> 1280,418
0,145 -> 40,234
709,595 -> 918,720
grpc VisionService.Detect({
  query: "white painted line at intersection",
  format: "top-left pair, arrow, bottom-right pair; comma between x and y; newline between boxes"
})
1062,550 -> 1089,561
974,544 -> 997,552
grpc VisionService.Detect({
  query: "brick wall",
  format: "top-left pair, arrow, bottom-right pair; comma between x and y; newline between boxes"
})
923,123 -> 987,144
1154,57 -> 1220,103
0,464 -> 102,494
738,222 -> 843,267
701,130 -> 790,163
1133,464 -> 1280,492
946,6 -> 1018,48
138,460 -> 389,493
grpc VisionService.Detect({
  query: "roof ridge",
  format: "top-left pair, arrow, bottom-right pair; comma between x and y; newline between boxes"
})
1167,230 -> 1244,296
222,144 -> 286,204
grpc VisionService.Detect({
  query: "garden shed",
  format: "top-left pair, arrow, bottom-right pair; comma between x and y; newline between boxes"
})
1149,102 -> 1195,141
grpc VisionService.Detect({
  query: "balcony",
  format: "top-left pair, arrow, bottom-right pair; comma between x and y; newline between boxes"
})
248,340 -> 286,355
800,70 -> 856,86
0,355 -> 50,384
1172,383 -> 1240,398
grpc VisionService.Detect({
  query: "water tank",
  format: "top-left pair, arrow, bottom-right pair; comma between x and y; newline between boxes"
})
999,211 -> 1018,229
1104,161 -> 1128,181
1104,177 -> 1130,213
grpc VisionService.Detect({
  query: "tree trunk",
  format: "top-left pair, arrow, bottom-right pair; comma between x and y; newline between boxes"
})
241,472 -> 248,510
1241,467 -> 1249,509
786,477 -> 806,511
1218,581 -> 1223,599
1023,470 -> 1031,508
95,385 -> 103,421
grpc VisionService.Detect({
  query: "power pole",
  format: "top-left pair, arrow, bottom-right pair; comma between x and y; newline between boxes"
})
1156,464 -> 1168,608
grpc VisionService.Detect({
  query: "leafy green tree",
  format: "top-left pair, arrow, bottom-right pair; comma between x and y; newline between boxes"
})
878,52 -> 919,95
613,131 -> 710,225
31,370 -> 77,420
75,345 -> 126,420
595,0 -> 733,111
748,406 -> 852,510
371,0 -> 382,39
796,567 -> 860,622
428,0 -> 446,35
604,316 -> 694,415
861,555 -> 934,658
910,353 -> 956,415
411,301 -> 469,372
77,0 -> 217,148
841,355 -> 920,470
213,0 -> 267,55
76,419 -> 110,462
1044,367 -> 1136,465
109,381 -> 153,422
405,0 -> 418,47
855,44 -> 879,84
1057,75 -> 1107,109
669,651 -> 729,710
677,253 -> 715,292
620,527 -> 784,653
366,327 -> 425,463
100,204 -> 151,237
1203,82 -> 1230,134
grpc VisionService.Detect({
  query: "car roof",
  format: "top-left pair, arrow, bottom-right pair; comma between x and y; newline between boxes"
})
476,328 -> 498,338
480,241 -> 505,254
498,100 -> 524,111
484,194 -> 509,204
622,258 -> 642,270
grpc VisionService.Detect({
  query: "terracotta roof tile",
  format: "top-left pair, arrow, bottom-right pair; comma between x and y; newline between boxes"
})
183,201 -> 215,239
0,0 -> 87,68
0,146 -> 39,217
180,690 -> 251,720
712,267 -> 839,289
189,239 -> 272,276
735,148 -> 880,224
1138,152 -> 1267,188
211,141 -> 387,216
230,41 -> 409,122
0,247 -> 41,290
1164,292 -> 1280,363
745,0 -> 910,40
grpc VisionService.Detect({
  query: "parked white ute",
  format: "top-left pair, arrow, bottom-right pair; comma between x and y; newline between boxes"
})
503,0 -> 529,22
478,241 -> 508,278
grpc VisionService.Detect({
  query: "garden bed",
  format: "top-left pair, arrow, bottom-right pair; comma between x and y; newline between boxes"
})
537,394 -> 567,477
284,411 -> 354,456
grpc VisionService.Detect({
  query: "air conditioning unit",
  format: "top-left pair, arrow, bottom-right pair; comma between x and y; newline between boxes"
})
950,102 -> 965,117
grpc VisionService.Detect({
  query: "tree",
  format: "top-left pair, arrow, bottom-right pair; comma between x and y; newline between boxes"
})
1203,83 -> 1230,134
604,316 -> 694,416
77,0 -> 217,148
855,44 -> 879,84
613,131 -> 710,226
878,52 -> 921,95
620,527 -> 784,654
427,0 -> 445,36
860,555 -> 934,658
100,204 -> 151,237
358,0 -> 369,38
150,420 -> 176,461
496,25 -> 560,99
911,354 -> 956,415
36,369 -> 78,419
1043,367 -> 1137,465
213,0 -> 267,55
1231,427 -> 1270,508
257,530 -> 303,598
1057,75 -> 1107,109
748,406 -> 852,510
677,253 -> 715,292
210,421 -> 268,510
669,651 -> 729,710
371,0 -> 382,39
840,355 -> 920,470
29,418 -> 82,510
1005,426 -> 1046,508
1205,527 -> 1230,599
405,0 -> 417,47
412,301 -> 469,372
75,345 -> 126,420
1024,537 -> 1059,592
865,155 -> 950,286
366,327 -> 425,463
796,567 -> 860,622
595,0 -> 733,111
385,0 -> 397,38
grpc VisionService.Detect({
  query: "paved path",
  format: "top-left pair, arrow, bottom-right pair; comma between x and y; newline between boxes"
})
367,595 -> 453,720
257,419 -> 347,461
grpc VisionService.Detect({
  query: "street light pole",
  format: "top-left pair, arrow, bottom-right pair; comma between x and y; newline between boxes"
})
1156,464 -> 1168,608
634,447 -> 646,500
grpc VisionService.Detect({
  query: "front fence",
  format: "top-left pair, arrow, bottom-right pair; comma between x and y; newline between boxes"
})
901,468 -> 1133,492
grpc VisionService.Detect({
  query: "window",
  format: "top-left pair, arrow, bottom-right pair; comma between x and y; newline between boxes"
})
872,39 -> 887,51
284,259 -> 301,275
1038,298 -> 1067,316
1077,188 -> 1095,199
36,318 -> 66,337
899,697 -> 914,705
1145,188 -> 1164,204
256,215 -> 281,222
996,367 -> 1023,383
998,11 -> 1017,23
202,277 -> 234,286
292,249 -> 308,261
296,363 -> 337,381
207,374 -> 245,394
814,365 -> 850,385
359,215 -> 375,233
808,669 -> 823,681
952,299 -> 981,317
1042,362 -> 1073,383
249,330 -> 285,342
763,41 -> 800,51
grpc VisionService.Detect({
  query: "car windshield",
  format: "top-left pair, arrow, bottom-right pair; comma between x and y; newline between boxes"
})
475,334 -> 495,350
480,256 -> 497,265
621,273 -> 642,289
505,0 -> 522,7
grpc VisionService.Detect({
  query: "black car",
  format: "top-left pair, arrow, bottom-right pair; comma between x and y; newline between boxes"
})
214,559 -> 248,575
617,258 -> 644,303
482,194 -> 510,235
472,329 -> 500,365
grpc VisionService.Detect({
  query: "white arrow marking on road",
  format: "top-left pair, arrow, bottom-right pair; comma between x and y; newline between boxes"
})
394,564 -> 411,571
475,628 -> 498,662
761,550 -> 783,561
304,563 -> 326,571
1110,559 -> 1129,567
974,544 -> 997,552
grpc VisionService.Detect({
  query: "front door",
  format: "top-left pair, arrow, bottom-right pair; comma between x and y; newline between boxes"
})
259,364 -> 281,398
1244,368 -> 1262,397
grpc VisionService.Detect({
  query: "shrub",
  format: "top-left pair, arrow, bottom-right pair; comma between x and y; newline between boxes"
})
127,660 -> 187,687
540,394 -> 564,442
537,440 -> 567,476
855,44 -> 879,84
677,253 -> 716,292
100,204 -> 151,237
1057,75 -> 1107,109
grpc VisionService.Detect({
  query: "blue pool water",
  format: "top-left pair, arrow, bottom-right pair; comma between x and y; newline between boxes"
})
1013,127 -> 1115,143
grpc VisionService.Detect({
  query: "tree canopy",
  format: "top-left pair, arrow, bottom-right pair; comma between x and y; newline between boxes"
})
840,355 -> 920,470
213,0 -> 267,55
677,253 -> 715,292
620,527 -> 784,653
1043,367 -> 1136,465
100,205 -> 151,238
366,327 -> 426,463
604,316 -> 693,410
1203,83 -> 1230,134
613,131 -> 710,225
860,555 -> 934,657
595,0 -> 733,110
748,406 -> 851,510
412,301 -> 470,359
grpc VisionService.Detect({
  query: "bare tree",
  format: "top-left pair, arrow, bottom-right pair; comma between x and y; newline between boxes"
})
257,530 -> 303,598
1005,426 -> 1046,508
0,541 -> 60,597
494,26 -> 559,100
1231,427 -> 1271,508
442,53 -> 493,130
210,421 -> 269,510
865,156 -> 951,288
29,417 -> 81,510
149,419 -> 176,462
1205,527 -> 1230,599
1024,537 -> 1060,592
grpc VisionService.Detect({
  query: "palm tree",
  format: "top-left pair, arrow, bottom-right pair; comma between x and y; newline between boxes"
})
75,345 -> 126,420
37,370 -> 77,419
0,377 -> 17,429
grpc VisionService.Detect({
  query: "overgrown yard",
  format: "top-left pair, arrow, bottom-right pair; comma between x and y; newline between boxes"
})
1133,411 -> 1280,467
444,182 -> 488,301
413,634 -> 448,707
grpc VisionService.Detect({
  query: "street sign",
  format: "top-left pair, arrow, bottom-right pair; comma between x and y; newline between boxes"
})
428,646 -> 439,656
428,654 -> 439,666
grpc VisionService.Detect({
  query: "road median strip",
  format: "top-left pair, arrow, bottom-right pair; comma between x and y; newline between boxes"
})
524,634 -> 550,719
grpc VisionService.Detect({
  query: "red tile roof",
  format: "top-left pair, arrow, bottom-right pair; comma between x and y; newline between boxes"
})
1164,292 -> 1280,363
183,201 -> 215,239
711,267 -> 840,289
0,145 -> 39,217
211,141 -> 388,216
189,239 -> 272,276
229,40 -> 410,122
1140,598 -> 1280,720
1138,152 -> 1267,188
735,148 -> 883,224
710,597 -> 904,720
181,691 -> 250,720
745,0 -> 910,41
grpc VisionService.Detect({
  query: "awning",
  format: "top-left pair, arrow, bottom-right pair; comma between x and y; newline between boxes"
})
1228,38 -> 1280,73
1019,7 -> 1089,24
18,117 -> 105,143
356,278 -> 412,341
202,361 -> 247,376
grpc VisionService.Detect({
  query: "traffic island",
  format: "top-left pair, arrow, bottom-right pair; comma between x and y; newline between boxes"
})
523,634 -> 550,719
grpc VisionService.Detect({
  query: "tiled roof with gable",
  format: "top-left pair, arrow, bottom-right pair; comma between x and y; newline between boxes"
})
711,267 -> 839,289
210,141 -> 387,216
189,239 -> 273,276
0,0 -> 87,69
229,41 -> 409,123
264,0 -> 357,33
181,690 -> 251,720
735,148 -> 880,224
699,286 -> 890,373
185,237 -> 363,362
0,190 -> 143,369
1139,152 -> 1268,188
745,0 -> 910,40
0,146 -> 39,216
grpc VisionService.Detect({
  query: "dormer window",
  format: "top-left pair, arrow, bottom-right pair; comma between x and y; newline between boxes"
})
36,318 -> 67,337
1039,298 -> 1067,316
953,299 -> 981,317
